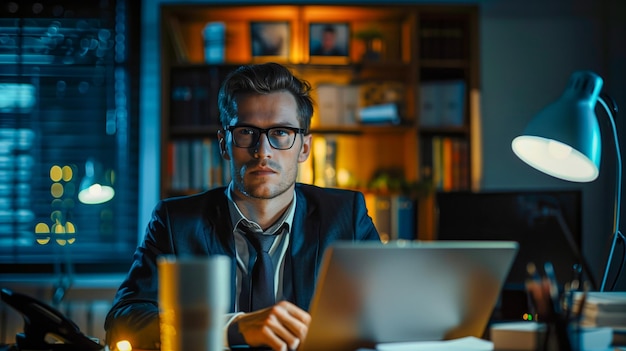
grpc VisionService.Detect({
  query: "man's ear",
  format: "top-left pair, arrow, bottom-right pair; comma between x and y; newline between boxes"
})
217,130 -> 230,160
298,134 -> 312,163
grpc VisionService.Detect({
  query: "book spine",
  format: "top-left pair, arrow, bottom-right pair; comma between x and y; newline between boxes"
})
374,195 -> 392,242
391,195 -> 416,240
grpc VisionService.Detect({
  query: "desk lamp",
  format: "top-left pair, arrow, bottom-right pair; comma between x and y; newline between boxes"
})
78,158 -> 115,204
511,70 -> 623,292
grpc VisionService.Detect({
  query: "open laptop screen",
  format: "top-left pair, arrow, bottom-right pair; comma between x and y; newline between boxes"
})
300,240 -> 518,351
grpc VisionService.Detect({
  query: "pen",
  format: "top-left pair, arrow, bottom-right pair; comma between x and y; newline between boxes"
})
525,262 -> 541,320
543,261 -> 560,314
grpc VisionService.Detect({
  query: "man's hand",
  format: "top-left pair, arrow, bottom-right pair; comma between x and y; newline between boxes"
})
235,300 -> 311,351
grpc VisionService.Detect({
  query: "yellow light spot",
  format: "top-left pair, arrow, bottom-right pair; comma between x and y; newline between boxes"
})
116,340 -> 132,351
62,165 -> 73,181
35,223 -> 51,245
53,221 -> 66,245
50,183 -> 64,198
35,223 -> 50,234
336,169 -> 351,187
50,165 -> 62,182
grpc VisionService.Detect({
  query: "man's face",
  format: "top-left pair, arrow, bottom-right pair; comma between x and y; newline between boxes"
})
322,31 -> 335,50
220,91 -> 311,200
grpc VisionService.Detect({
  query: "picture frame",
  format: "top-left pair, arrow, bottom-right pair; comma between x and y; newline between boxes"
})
250,22 -> 290,61
309,23 -> 350,64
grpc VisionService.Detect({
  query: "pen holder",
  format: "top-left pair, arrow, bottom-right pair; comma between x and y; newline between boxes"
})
525,279 -> 574,351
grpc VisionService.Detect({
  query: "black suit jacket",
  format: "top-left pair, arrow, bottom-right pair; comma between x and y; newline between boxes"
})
104,183 -> 380,348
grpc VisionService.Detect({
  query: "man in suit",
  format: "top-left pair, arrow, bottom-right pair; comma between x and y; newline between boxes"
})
311,25 -> 346,56
104,62 -> 380,351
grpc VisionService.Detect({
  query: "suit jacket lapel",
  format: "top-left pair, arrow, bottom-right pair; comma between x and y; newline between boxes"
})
290,188 -> 321,310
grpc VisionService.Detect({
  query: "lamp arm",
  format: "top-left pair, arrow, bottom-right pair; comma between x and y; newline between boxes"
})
598,93 -> 622,292
543,206 -> 598,290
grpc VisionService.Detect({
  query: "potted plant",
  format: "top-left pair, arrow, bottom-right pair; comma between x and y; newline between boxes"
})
354,28 -> 384,61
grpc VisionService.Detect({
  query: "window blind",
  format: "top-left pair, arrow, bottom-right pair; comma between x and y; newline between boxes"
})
0,0 -> 140,274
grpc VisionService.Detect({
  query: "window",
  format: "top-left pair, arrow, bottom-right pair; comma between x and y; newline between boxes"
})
0,0 -> 140,274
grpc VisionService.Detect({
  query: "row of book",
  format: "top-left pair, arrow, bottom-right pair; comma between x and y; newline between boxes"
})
167,138 -> 231,191
420,136 -> 470,191
419,18 -> 467,60
169,65 -> 234,128
365,193 -> 417,243
168,134 -> 469,195
166,136 -> 338,192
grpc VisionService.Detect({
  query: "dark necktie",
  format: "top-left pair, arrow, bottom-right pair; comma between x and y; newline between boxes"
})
241,229 -> 276,312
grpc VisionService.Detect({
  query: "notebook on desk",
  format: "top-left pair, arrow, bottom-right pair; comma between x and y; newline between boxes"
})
299,240 -> 519,351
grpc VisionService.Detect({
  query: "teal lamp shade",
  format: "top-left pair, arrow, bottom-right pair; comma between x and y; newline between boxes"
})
512,71 -> 603,182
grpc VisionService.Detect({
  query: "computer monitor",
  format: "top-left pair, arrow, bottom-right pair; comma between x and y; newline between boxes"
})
435,189 -> 583,320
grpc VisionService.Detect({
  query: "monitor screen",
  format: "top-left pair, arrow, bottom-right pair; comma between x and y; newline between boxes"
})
435,189 -> 583,320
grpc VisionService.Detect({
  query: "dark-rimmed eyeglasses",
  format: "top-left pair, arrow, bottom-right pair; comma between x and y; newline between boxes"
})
225,125 -> 307,150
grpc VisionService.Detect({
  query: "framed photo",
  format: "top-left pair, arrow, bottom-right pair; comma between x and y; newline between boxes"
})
250,22 -> 290,60
309,23 -> 350,64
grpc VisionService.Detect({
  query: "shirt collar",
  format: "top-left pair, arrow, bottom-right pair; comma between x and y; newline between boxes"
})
225,181 -> 296,234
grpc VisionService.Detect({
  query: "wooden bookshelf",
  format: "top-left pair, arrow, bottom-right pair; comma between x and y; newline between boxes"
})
159,4 -> 480,240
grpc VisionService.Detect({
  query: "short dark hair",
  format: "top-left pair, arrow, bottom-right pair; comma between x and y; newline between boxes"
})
218,62 -> 314,133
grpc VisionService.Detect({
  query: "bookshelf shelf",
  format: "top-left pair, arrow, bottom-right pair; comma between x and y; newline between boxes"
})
159,3 -> 479,240
419,59 -> 470,69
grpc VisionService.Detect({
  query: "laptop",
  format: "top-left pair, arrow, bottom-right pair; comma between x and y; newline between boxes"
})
299,240 -> 519,351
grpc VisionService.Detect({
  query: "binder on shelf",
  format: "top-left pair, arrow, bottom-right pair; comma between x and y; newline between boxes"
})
440,80 -> 466,126
419,80 -> 466,127
370,194 -> 416,242
316,84 -> 342,126
316,83 -> 359,126
418,82 -> 439,127
391,195 -> 417,241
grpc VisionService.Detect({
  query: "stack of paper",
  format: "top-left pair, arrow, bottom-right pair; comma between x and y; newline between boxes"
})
356,336 -> 493,351
575,292 -> 626,331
